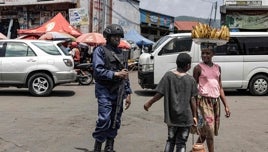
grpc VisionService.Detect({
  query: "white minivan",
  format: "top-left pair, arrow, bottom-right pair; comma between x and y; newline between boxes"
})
138,32 -> 268,96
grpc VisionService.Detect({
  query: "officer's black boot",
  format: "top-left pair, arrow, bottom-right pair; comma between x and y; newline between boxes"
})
104,138 -> 114,152
164,141 -> 175,152
93,140 -> 102,152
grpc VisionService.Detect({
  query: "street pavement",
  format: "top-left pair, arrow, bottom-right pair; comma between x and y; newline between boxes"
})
0,70 -> 267,152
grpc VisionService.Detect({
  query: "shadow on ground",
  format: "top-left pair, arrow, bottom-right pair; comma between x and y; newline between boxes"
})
0,89 -> 75,97
75,147 -> 110,152
134,89 -> 266,97
74,147 -> 90,152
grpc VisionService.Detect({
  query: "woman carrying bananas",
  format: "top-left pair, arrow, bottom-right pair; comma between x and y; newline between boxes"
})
193,43 -> 231,152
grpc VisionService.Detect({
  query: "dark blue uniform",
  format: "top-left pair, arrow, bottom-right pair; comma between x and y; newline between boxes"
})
92,44 -> 132,142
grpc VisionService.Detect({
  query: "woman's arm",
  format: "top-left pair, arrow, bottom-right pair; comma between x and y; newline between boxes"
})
193,65 -> 201,83
218,66 -> 231,117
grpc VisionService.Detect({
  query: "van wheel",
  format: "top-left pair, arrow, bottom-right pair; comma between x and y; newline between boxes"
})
28,73 -> 54,96
249,74 -> 268,96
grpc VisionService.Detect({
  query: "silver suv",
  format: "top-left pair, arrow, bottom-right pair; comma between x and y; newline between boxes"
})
0,39 -> 76,96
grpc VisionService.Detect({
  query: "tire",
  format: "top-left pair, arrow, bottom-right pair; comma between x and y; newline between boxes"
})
249,74 -> 268,96
28,73 -> 54,96
78,70 -> 93,85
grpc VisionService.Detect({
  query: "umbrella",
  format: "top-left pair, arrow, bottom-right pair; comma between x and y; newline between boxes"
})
76,32 -> 106,46
39,31 -> 76,41
124,29 -> 155,47
0,33 -> 8,39
118,39 -> 131,49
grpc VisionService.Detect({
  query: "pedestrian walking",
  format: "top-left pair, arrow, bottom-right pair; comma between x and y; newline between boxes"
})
91,24 -> 132,152
144,53 -> 198,152
193,43 -> 231,152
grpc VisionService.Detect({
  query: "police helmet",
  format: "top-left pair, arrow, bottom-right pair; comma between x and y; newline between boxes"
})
103,24 -> 124,38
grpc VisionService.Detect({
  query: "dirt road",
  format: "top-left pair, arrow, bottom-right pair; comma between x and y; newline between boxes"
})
0,71 -> 267,152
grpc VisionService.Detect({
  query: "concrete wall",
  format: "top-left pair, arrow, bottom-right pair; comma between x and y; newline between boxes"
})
78,0 -> 90,33
111,0 -> 140,33
77,0 -> 140,33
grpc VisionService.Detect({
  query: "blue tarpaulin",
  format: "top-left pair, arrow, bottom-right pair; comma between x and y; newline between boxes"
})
124,29 -> 154,47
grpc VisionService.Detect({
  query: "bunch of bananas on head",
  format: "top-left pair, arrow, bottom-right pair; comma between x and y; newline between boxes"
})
191,23 -> 230,41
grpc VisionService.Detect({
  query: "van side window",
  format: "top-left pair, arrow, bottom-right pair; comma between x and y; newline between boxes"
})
159,38 -> 192,55
215,37 -> 242,55
242,37 -> 268,55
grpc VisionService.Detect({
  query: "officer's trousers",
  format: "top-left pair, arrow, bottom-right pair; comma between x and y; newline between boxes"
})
92,96 -> 123,142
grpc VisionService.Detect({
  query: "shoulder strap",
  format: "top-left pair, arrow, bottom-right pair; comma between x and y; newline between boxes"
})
111,51 -> 125,69
101,46 -> 113,58
101,46 -> 125,69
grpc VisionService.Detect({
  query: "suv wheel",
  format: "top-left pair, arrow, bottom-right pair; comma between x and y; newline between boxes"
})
28,73 -> 54,96
249,74 -> 268,96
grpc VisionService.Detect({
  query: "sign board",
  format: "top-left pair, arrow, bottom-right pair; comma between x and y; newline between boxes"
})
225,0 -> 262,6
140,9 -> 174,31
226,13 -> 268,29
0,0 -> 76,5
69,8 -> 89,26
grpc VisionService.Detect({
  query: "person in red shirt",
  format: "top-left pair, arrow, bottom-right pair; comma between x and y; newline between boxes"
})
70,42 -> 80,67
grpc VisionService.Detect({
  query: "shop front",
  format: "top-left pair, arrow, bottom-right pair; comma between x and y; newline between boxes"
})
140,9 -> 174,42
0,0 -> 77,38
220,1 -> 268,32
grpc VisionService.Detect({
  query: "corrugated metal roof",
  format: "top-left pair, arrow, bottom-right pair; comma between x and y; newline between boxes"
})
174,21 -> 199,31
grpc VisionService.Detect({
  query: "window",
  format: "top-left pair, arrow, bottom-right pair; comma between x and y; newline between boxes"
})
159,37 -> 192,55
214,37 -> 268,55
0,42 -> 6,57
33,42 -> 61,55
152,35 -> 169,52
215,37 -> 242,56
242,37 -> 268,55
5,42 -> 35,57
58,43 -> 69,55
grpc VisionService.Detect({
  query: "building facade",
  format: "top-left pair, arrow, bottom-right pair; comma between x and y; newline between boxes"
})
0,0 -> 172,42
0,0 -> 79,38
221,0 -> 268,31
0,0 -> 140,38
139,9 -> 174,41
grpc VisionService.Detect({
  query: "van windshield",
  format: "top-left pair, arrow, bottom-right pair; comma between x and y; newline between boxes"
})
152,36 -> 170,52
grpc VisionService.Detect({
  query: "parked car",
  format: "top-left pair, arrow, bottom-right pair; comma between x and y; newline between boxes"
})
0,39 -> 76,96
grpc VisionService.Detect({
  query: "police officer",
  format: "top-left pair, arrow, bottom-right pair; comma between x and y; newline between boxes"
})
92,24 -> 132,152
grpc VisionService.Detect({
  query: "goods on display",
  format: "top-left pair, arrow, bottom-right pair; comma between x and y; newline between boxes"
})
191,23 -> 230,41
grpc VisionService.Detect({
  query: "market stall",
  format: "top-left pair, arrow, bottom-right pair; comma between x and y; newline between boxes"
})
17,13 -> 81,37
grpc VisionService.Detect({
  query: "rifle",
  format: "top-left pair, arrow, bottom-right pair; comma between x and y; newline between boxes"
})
111,51 -> 126,129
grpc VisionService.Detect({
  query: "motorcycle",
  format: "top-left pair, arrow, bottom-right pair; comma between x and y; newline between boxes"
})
75,63 -> 94,85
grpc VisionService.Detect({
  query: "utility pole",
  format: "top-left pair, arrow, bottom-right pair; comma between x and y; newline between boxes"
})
208,1 -> 217,27
214,1 -> 217,25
